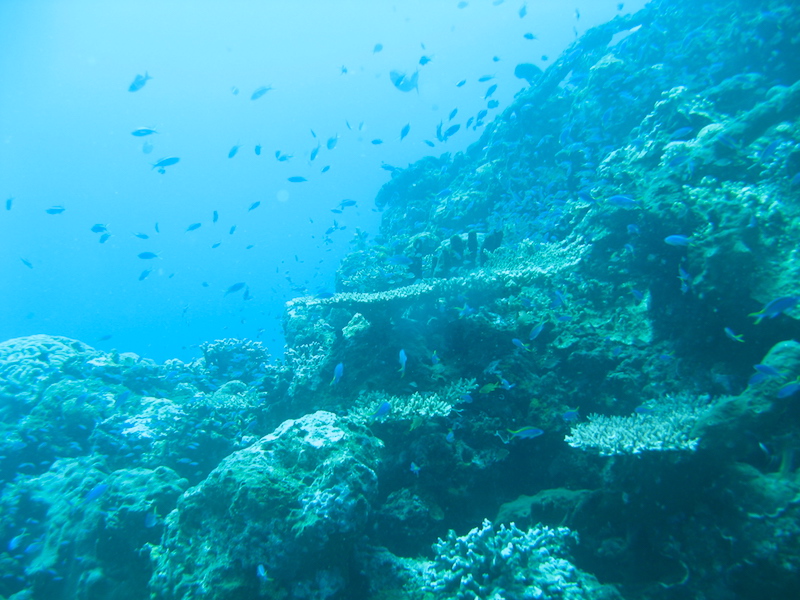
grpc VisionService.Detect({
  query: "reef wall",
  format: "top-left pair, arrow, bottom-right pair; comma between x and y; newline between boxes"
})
2,0 -> 800,599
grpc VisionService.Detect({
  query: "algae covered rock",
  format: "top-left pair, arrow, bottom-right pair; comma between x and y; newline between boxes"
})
0,457 -> 187,600
149,411 -> 382,600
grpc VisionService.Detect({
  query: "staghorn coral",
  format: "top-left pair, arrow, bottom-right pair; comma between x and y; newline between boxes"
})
351,378 -> 477,423
565,395 -> 710,456
421,519 -> 621,600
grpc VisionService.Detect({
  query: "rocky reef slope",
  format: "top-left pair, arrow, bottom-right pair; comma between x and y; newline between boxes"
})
2,0 -> 800,599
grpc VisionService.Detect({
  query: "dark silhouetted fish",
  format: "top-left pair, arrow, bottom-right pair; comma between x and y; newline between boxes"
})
251,86 -> 272,100
152,157 -> 179,170
225,282 -> 246,296
128,72 -> 152,92
131,127 -> 157,136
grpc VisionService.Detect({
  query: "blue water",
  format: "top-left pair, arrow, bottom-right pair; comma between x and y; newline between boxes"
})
0,0 -> 644,363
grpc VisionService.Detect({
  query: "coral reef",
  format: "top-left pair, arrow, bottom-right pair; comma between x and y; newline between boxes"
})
421,519 -> 621,600
2,1 -> 800,599
148,411 -> 382,600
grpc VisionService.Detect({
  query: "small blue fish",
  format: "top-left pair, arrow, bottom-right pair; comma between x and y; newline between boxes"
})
664,235 -> 691,246
607,195 -> 637,208
152,156 -> 179,170
777,379 -> 800,398
128,72 -> 152,92
506,426 -> 543,440
326,135 -> 338,150
373,43 -> 383,53
144,511 -> 158,528
669,126 -> 693,140
288,176 -> 307,183
131,127 -> 157,136
443,124 -> 460,138
754,364 -> 783,378
634,405 -> 655,415
400,123 -> 410,141
251,86 -> 272,100
228,144 -> 242,158
523,32 -> 537,40
398,349 -> 407,377
456,79 -> 466,87
256,564 -> 271,583
8,532 -> 26,552
562,408 -> 580,422
225,282 -> 246,296
512,338 -> 530,352
409,462 -> 421,476
91,224 -> 108,233
529,322 -> 545,340
5,197 -> 13,210
186,222 -> 201,232
431,350 -> 440,365
255,144 -> 262,155
213,210 -> 219,223
133,232 -> 149,239
84,483 -> 109,502
371,139 -> 383,145
229,225 -> 236,235
99,233 -> 110,243
20,258 -> 33,269
370,401 -> 391,421
724,327 -> 744,342
419,55 -> 432,65
331,362 -> 344,385
138,269 -> 152,281
484,84 -> 498,99
248,201 -> 261,211
138,252 -> 159,260
45,206 -> 65,214
749,296 -> 799,324
310,145 -> 320,161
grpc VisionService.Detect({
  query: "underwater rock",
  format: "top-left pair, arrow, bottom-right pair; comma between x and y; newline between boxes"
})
149,411 -> 382,599
0,457 -> 187,600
